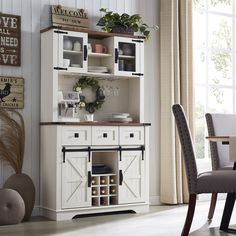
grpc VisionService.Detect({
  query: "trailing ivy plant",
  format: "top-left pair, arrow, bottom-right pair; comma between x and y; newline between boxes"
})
97,8 -> 158,40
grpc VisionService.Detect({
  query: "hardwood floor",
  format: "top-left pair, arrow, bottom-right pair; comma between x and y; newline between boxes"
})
0,200 -> 235,235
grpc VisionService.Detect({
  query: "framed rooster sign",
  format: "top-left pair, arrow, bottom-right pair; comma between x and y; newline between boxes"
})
0,76 -> 24,109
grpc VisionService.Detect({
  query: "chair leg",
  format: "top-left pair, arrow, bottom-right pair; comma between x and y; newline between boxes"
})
208,193 -> 217,221
181,194 -> 197,236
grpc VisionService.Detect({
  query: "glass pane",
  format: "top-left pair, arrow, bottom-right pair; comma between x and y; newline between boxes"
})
208,14 -> 232,50
193,0 -> 206,10
193,49 -> 206,85
63,35 -> 83,68
208,0 -> 232,14
208,87 -> 233,112
193,11 -> 207,48
118,42 -> 136,72
195,86 -> 206,159
208,51 -> 232,86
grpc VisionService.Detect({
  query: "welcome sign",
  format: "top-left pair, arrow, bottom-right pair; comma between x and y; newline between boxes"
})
0,13 -> 21,66
51,5 -> 88,28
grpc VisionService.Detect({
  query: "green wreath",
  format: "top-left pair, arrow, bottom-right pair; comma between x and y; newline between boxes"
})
73,76 -> 105,114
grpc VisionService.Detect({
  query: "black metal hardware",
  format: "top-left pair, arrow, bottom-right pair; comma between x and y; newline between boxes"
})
54,67 -> 68,71
62,145 -> 145,162
103,133 -> 108,138
84,45 -> 88,61
119,170 -> 123,185
88,146 -> 91,162
62,146 -> 145,154
141,145 -> 145,160
88,171 -> 92,187
62,147 -> 66,163
115,48 -> 119,63
222,141 -> 229,145
130,133 -> 134,138
74,133 -> 79,138
54,30 -> 68,34
132,39 -> 144,43
132,73 -> 144,76
119,146 -> 122,161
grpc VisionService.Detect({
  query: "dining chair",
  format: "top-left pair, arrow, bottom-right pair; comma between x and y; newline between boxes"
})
205,113 -> 236,220
172,104 -> 236,236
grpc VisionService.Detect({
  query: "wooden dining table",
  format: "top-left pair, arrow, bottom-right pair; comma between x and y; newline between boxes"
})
206,136 -> 236,233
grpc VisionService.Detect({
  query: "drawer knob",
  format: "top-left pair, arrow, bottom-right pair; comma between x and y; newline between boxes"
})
74,133 -> 79,138
130,133 -> 134,138
103,133 -> 108,138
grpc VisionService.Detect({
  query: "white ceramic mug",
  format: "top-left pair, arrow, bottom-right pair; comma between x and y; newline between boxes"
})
84,114 -> 94,122
63,59 -> 70,67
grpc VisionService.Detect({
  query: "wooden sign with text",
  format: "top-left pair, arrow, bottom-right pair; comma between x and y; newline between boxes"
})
0,76 -> 24,109
51,5 -> 88,28
0,13 -> 21,66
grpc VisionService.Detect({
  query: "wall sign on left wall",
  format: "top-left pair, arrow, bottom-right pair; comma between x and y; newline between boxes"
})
0,76 -> 24,109
0,13 -> 21,66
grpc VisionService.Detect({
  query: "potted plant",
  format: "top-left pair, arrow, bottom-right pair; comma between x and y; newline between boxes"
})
0,108 -> 35,221
97,8 -> 158,40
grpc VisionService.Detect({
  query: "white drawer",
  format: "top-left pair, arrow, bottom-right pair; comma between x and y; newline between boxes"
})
119,126 -> 144,145
92,126 -> 118,145
62,126 -> 91,146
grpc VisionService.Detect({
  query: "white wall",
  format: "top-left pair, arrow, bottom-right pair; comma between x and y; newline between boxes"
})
0,0 -> 160,210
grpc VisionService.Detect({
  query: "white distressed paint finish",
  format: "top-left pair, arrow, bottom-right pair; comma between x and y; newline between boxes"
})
0,0 -> 160,209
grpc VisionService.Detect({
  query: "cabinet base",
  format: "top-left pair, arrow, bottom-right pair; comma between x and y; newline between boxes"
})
40,203 -> 149,221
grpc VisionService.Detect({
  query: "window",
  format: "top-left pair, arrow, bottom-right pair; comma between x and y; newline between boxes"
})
193,0 -> 233,168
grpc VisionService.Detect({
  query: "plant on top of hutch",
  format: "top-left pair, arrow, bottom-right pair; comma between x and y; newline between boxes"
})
97,8 -> 158,40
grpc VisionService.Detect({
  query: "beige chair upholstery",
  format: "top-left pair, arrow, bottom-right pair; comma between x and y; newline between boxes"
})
172,104 -> 236,236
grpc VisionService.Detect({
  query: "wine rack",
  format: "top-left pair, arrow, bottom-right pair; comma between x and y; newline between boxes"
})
91,174 -> 117,206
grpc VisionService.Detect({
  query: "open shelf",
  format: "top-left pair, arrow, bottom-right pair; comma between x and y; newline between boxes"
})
119,55 -> 135,59
88,52 -> 112,58
63,50 -> 83,54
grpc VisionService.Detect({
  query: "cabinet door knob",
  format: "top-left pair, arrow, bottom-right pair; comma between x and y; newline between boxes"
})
130,133 -> 134,138
103,133 -> 108,138
74,133 -> 79,138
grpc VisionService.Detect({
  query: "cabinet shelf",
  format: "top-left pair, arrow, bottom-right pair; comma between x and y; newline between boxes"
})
119,55 -> 135,59
63,50 -> 83,54
58,71 -> 140,79
88,52 -> 112,58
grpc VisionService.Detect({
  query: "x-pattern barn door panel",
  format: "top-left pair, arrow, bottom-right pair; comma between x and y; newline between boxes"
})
118,151 -> 144,204
62,151 -> 91,209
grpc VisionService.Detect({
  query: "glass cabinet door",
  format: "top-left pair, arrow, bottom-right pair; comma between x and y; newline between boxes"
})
114,37 -> 144,77
58,31 -> 88,73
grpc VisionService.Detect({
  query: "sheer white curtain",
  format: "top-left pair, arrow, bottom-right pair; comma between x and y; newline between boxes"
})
160,0 -> 194,204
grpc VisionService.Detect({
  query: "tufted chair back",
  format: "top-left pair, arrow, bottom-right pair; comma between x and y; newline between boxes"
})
172,104 -> 198,193
205,113 -> 235,170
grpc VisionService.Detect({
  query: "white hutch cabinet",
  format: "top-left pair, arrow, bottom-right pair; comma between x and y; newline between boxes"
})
40,27 -> 150,221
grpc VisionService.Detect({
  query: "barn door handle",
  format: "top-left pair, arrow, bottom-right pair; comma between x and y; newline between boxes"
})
119,170 -> 123,185
84,45 -> 88,61
115,48 -> 118,63
88,171 -> 92,187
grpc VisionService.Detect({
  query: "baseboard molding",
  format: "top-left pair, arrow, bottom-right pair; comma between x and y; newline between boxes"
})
149,194 -> 226,206
149,195 -> 161,205
32,205 -> 41,216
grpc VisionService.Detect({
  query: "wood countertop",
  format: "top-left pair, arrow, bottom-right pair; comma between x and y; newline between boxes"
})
40,121 -> 151,126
